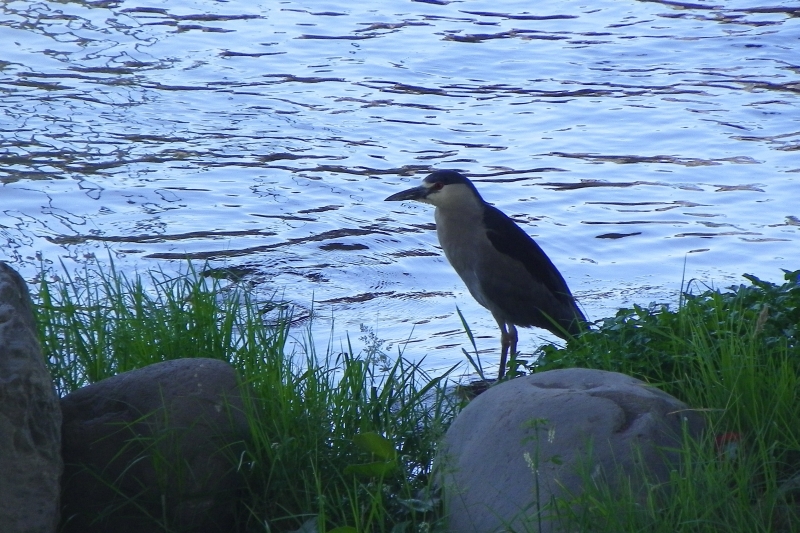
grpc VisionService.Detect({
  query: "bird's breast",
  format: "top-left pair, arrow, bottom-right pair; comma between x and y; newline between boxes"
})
434,208 -> 495,302
434,209 -> 485,268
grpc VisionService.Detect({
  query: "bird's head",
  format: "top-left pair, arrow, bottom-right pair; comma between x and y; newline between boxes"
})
384,170 -> 484,210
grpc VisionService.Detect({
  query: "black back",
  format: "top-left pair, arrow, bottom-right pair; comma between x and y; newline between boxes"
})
483,203 -> 586,333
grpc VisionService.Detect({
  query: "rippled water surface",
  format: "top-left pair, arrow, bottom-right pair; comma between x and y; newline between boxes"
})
2,0 -> 799,374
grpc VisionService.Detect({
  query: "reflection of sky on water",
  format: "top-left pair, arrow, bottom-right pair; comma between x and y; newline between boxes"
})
1,0 -> 798,374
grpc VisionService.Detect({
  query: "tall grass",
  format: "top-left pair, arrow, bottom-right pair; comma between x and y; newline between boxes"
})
36,260 -> 282,394
534,270 -> 800,532
33,260 -> 460,533
32,259 -> 800,532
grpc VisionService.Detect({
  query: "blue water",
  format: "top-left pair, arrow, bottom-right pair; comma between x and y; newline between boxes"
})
2,0 -> 798,375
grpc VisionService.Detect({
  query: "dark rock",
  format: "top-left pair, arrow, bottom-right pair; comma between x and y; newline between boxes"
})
439,368 -> 705,533
60,358 -> 250,533
0,262 -> 62,533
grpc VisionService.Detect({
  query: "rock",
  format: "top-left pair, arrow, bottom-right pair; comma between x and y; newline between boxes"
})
60,358 -> 250,533
439,368 -> 705,533
0,262 -> 63,533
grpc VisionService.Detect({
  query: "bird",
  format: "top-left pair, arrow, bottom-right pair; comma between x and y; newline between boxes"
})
385,170 -> 586,379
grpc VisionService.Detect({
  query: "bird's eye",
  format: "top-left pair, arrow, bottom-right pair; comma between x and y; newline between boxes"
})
431,182 -> 444,191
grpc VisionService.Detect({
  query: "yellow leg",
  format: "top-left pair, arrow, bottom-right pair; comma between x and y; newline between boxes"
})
497,322 -> 518,379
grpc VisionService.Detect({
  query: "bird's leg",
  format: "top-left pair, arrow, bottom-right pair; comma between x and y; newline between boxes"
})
497,323 -> 519,379
498,326 -> 509,380
497,321 -> 518,379
508,323 -> 518,359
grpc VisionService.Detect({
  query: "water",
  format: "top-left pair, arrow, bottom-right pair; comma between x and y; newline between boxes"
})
2,0 -> 798,375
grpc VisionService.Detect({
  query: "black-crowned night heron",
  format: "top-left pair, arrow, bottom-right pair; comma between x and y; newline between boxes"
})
385,170 -> 586,378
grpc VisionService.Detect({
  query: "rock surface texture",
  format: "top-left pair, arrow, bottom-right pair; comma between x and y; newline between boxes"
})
0,262 -> 63,533
60,357 -> 250,533
440,368 -> 704,533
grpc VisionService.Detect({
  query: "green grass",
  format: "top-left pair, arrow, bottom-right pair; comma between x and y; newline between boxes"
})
32,260 -> 800,532
35,260 -> 460,533
534,270 -> 800,532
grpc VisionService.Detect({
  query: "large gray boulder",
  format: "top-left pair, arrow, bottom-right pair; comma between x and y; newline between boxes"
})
60,358 -> 250,533
440,368 -> 704,533
0,262 -> 63,533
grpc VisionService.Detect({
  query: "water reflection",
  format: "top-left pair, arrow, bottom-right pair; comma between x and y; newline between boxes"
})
1,0 -> 798,374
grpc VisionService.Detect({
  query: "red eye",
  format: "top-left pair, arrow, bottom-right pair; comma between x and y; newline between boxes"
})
432,182 -> 444,191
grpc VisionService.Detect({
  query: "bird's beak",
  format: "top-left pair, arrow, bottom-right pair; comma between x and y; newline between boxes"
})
384,185 -> 428,202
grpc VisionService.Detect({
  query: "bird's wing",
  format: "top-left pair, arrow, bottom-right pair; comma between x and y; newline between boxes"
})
482,204 -> 577,305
